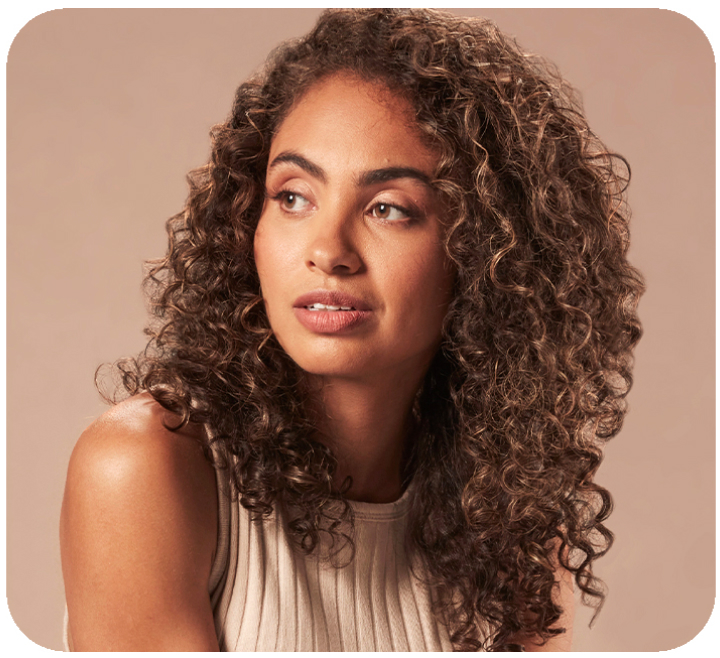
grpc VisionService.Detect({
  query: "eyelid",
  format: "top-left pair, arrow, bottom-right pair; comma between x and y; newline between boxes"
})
272,189 -> 313,213
266,183 -> 421,222
370,203 -> 406,220
266,169 -> 315,199
366,199 -> 418,223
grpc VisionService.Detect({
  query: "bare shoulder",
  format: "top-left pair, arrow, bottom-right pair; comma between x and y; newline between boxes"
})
63,393 -> 217,540
66,393 -> 214,496
60,393 -> 219,651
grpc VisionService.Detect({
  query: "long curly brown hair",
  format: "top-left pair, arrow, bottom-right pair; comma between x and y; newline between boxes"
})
110,8 -> 644,651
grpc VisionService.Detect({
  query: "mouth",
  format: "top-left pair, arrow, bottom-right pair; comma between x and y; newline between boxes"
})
293,290 -> 373,334
293,290 -> 371,312
304,302 -> 356,312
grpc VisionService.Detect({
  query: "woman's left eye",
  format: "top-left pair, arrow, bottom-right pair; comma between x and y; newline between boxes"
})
369,203 -> 411,222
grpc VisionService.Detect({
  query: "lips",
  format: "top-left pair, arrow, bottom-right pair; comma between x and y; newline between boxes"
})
293,290 -> 371,311
293,290 -> 373,334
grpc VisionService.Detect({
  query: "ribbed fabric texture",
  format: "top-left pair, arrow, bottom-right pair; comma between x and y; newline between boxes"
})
62,470 -> 454,651
209,474 -> 454,652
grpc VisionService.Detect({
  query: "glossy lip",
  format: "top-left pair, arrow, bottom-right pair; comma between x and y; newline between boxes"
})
293,290 -> 372,311
293,290 -> 373,334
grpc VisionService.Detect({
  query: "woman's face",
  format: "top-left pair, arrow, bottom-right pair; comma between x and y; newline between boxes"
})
254,73 -> 454,382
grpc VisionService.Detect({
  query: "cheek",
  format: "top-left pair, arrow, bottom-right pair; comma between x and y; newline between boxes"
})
254,220 -> 286,293
411,242 -> 452,298
253,219 -> 306,333
253,222 -> 268,280
253,222 -> 283,333
386,244 -> 453,326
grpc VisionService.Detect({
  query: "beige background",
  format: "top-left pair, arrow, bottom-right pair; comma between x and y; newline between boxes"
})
7,9 -> 715,652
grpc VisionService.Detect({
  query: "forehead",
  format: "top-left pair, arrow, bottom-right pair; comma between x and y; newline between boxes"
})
268,74 -> 438,173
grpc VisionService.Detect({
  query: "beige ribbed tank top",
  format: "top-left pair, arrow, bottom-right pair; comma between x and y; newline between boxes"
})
209,472 -> 454,651
63,467 -> 454,651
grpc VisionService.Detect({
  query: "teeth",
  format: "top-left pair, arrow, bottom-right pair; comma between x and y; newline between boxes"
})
306,303 -> 355,311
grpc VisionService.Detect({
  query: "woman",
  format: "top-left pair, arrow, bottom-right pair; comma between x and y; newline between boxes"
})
60,8 -> 643,652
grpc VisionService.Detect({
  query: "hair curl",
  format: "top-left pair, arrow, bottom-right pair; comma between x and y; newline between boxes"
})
109,8 -> 644,651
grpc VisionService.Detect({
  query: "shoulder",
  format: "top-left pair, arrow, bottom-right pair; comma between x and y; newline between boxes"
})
62,392 -> 217,552
60,393 -> 219,650
65,393 -> 214,500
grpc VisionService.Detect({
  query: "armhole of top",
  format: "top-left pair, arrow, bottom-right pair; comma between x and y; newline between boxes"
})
63,606 -> 73,651
63,453 -> 231,652
205,428 -> 231,596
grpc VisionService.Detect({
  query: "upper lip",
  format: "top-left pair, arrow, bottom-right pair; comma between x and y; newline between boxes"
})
293,289 -> 372,311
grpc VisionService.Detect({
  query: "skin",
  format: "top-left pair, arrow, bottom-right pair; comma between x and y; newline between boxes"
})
254,73 -> 454,503
60,394 -> 219,651
60,73 -> 573,651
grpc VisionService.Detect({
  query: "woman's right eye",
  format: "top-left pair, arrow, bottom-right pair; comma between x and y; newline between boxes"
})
275,190 -> 311,212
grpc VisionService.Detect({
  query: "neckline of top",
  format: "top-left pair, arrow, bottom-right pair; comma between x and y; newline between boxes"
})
347,481 -> 414,521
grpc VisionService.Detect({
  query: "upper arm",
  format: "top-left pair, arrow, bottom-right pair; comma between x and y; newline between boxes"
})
60,395 -> 220,651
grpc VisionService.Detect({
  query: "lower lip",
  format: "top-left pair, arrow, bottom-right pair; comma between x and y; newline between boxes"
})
293,307 -> 372,334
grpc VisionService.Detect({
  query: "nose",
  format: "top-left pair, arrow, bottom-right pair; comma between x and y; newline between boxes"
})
306,207 -> 363,275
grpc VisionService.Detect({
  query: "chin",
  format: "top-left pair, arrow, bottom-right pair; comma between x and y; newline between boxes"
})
274,335 -> 374,378
289,350 -> 373,379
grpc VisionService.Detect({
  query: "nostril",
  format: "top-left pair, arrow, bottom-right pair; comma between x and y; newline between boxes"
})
307,247 -> 362,275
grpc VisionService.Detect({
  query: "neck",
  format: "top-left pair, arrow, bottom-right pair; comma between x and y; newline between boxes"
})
307,364 -> 427,504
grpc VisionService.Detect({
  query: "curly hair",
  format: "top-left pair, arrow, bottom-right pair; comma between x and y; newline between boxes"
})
110,8 -> 644,651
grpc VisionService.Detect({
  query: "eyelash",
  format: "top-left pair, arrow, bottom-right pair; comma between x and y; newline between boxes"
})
368,202 -> 417,223
271,189 -> 418,224
272,190 -> 311,212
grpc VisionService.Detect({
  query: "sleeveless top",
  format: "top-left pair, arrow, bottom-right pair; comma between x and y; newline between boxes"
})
209,470 -> 454,651
63,467 -> 454,651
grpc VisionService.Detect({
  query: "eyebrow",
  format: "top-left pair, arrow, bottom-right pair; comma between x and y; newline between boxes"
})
268,151 -> 327,183
358,166 -> 433,188
268,150 -> 433,189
